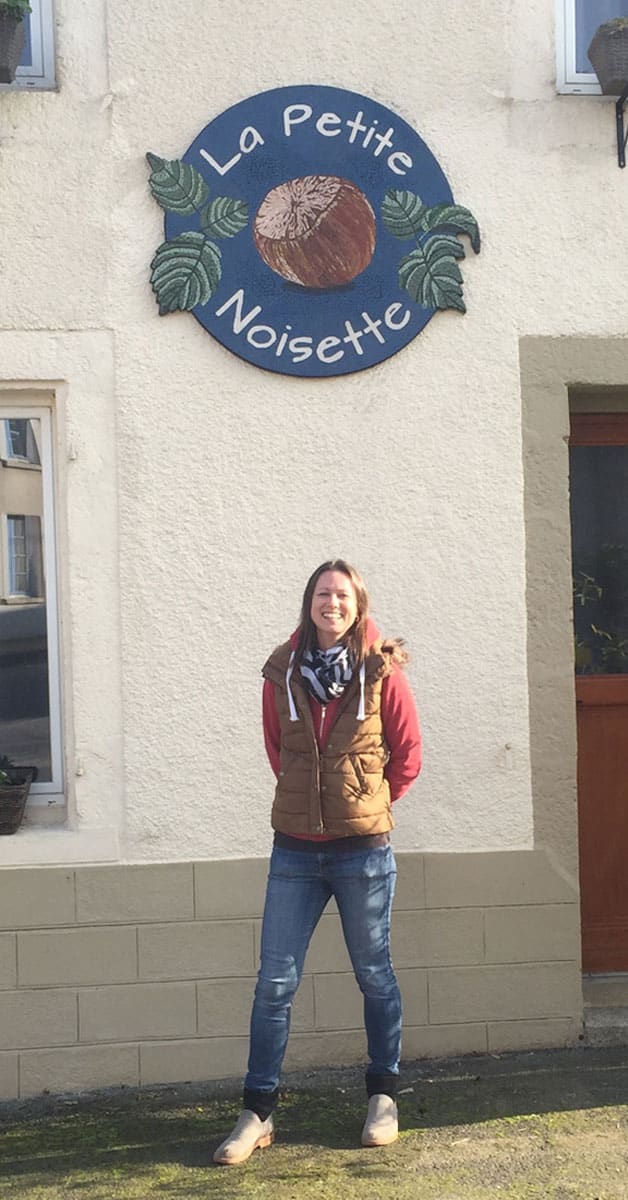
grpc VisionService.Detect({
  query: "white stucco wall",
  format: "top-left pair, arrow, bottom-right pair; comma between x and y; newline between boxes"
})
1,0 -> 626,864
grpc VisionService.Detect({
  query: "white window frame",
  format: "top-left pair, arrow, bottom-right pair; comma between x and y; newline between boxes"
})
557,0 -> 628,94
0,0 -> 56,92
0,406 -> 63,801
557,0 -> 599,92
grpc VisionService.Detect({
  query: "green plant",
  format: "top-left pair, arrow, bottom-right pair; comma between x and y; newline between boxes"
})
0,754 -> 15,785
574,635 -> 592,671
573,571 -> 603,607
591,625 -> 628,672
599,17 -> 628,31
0,1 -> 32,17
573,544 -> 628,673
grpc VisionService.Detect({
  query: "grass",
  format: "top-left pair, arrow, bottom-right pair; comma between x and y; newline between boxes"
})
1,1047 -> 628,1199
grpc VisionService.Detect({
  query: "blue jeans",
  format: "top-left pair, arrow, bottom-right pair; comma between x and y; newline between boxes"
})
244,843 -> 401,1108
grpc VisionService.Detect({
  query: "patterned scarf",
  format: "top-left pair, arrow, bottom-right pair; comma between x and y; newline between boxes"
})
299,644 -> 353,704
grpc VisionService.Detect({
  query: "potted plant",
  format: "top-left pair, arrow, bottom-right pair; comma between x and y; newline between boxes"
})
0,0 -> 31,85
588,16 -> 628,96
0,756 -> 37,834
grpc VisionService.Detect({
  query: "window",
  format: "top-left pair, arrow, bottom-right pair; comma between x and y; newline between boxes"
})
0,0 -> 56,92
557,0 -> 628,93
3,418 -> 41,465
7,515 -> 43,597
0,408 -> 62,800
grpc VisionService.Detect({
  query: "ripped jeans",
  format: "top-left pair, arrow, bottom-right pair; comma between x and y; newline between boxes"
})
244,842 -> 401,1117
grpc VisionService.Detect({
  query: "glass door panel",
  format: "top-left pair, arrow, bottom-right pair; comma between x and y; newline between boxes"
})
570,443 -> 628,674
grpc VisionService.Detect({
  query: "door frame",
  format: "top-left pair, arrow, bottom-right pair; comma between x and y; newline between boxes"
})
570,410 -> 628,972
520,338 -> 628,989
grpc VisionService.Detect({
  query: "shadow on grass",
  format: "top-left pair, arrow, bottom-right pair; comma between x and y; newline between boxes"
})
1,1046 -> 628,1194
398,1044 -> 628,1129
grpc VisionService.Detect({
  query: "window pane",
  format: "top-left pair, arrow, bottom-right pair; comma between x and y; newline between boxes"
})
7,420 -> 27,458
8,516 -> 27,593
7,515 -> 43,595
18,11 -> 33,69
0,418 -> 52,781
570,444 -> 628,674
576,0 -> 628,73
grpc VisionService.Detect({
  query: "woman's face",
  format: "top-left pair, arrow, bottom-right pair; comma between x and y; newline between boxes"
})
310,570 -> 358,649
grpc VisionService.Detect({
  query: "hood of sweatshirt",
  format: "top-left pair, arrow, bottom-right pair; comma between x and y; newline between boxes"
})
285,618 -> 382,723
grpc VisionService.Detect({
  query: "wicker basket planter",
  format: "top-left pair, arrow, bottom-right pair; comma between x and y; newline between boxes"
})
0,10 -> 25,84
0,766 -> 37,835
588,18 -> 628,96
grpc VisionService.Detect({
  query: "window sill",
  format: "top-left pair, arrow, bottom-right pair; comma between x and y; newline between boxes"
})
0,458 -> 42,470
0,595 -> 44,605
557,85 -> 604,95
0,826 -> 120,866
28,791 -> 64,807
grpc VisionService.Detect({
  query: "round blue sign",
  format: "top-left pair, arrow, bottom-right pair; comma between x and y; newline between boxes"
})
148,86 -> 480,378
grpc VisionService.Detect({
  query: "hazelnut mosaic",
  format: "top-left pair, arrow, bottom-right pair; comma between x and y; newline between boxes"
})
253,175 -> 376,289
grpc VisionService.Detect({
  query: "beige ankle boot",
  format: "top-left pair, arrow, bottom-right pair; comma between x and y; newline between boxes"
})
361,1094 -> 398,1146
213,1109 -> 274,1165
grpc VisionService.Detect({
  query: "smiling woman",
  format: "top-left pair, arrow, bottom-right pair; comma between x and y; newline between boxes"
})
213,559 -> 422,1166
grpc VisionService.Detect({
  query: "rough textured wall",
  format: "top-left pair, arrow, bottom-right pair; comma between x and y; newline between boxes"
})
2,0 -> 625,863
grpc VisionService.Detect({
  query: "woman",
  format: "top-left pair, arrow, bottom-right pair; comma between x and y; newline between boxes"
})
214,560 -> 422,1165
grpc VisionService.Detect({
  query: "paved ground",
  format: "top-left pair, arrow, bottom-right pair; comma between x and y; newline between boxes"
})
1,1045 -> 628,1198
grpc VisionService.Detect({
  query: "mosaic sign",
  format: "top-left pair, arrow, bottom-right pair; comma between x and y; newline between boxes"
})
147,86 -> 480,378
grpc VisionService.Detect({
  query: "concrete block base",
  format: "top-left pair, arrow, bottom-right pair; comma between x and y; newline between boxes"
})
0,848 -> 583,1099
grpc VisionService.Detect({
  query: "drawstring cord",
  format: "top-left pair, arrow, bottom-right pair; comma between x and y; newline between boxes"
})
285,651 -> 299,722
357,661 -> 366,720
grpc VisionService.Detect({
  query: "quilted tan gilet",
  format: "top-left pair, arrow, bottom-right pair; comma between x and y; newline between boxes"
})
262,638 -> 398,838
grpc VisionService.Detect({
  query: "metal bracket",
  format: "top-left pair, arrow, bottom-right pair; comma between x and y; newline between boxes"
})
616,85 -> 628,168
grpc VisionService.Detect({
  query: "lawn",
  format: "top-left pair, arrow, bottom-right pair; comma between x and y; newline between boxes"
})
2,1048 -> 628,1199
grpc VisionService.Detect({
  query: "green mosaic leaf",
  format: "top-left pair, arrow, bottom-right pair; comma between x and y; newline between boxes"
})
420,204 -> 481,253
201,196 -> 249,239
146,153 -> 209,215
150,232 -> 222,314
398,235 -> 466,312
381,189 -> 428,239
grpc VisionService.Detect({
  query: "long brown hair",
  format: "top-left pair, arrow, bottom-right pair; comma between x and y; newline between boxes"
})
294,560 -> 370,668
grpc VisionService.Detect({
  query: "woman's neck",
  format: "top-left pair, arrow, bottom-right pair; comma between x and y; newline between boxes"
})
316,635 -> 345,651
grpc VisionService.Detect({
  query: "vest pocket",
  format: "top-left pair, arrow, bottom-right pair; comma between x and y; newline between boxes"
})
349,754 -> 384,796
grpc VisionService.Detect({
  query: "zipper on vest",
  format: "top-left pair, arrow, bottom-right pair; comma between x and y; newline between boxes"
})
317,705 -> 326,833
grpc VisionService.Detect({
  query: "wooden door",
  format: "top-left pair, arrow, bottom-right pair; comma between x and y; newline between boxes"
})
570,413 -> 628,972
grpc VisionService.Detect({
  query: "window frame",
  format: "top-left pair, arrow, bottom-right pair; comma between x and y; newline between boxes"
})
557,0 -> 628,94
0,0 -> 56,92
0,405 -> 63,801
557,0 -> 602,94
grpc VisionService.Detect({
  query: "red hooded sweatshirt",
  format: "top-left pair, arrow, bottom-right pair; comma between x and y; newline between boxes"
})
262,619 -> 422,840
